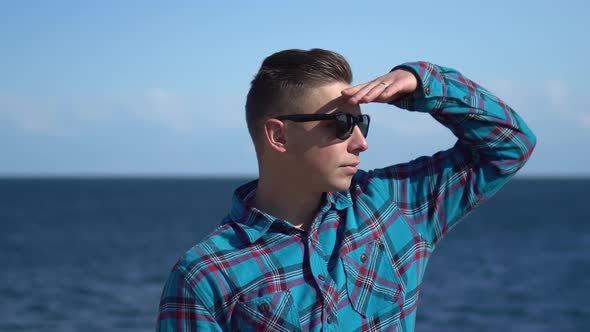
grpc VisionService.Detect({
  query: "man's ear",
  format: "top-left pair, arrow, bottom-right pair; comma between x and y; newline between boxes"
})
263,118 -> 287,153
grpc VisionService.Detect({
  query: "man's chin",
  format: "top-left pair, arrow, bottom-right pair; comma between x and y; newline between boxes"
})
324,178 -> 353,193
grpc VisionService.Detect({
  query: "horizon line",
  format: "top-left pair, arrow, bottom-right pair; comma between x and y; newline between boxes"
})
0,173 -> 589,180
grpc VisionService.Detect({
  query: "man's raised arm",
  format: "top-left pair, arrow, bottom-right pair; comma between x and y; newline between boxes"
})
343,62 -> 537,245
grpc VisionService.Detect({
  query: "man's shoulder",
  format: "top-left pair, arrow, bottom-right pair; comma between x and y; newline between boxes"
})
174,219 -> 244,275
350,167 -> 393,200
160,219 -> 246,311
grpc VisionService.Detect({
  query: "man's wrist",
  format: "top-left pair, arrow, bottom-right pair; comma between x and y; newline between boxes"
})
388,62 -> 443,112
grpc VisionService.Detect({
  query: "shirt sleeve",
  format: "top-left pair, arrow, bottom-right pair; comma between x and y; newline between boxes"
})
156,265 -> 223,332
360,61 -> 537,246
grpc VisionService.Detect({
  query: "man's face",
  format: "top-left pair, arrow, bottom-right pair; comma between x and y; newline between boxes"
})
283,81 -> 369,192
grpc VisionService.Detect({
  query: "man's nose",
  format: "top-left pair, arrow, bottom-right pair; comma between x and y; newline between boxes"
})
347,125 -> 369,153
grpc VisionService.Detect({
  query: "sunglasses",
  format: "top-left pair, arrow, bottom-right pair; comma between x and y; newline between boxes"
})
275,112 -> 370,140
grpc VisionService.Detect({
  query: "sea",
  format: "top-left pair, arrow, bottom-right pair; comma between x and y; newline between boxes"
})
1,177 -> 588,332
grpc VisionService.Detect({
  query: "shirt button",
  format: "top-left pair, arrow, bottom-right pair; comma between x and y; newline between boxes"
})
424,86 -> 432,96
463,95 -> 470,102
376,240 -> 385,250
318,274 -> 326,281
327,314 -> 334,324
360,254 -> 367,263
258,303 -> 270,313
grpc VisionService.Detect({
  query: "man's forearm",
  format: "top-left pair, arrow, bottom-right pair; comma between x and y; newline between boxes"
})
391,62 -> 536,182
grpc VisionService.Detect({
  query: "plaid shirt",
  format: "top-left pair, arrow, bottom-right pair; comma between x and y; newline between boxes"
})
157,62 -> 536,331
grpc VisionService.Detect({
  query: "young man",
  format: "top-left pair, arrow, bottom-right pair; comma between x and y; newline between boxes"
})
157,49 -> 536,331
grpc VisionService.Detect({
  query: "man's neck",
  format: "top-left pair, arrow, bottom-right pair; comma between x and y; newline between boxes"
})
253,176 -> 323,232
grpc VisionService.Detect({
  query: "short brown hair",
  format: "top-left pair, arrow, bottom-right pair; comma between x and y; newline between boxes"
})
245,48 -> 353,144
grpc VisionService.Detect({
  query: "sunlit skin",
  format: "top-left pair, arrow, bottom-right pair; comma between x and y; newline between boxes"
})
253,69 -> 418,231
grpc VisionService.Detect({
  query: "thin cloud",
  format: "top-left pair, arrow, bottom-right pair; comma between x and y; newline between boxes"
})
133,88 -> 196,132
0,89 -> 246,135
543,80 -> 568,113
580,113 -> 590,129
0,94 -> 57,134
485,79 -> 588,130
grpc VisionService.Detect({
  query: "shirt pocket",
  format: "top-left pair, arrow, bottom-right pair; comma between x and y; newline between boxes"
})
341,239 -> 404,318
231,290 -> 302,332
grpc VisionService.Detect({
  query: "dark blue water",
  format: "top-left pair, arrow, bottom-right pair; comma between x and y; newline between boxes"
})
1,178 -> 588,331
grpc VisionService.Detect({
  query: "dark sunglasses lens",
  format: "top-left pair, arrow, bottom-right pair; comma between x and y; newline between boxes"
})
334,114 -> 354,139
333,114 -> 370,139
358,115 -> 370,138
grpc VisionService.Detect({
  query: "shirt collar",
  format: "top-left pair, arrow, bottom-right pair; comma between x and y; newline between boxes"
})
227,179 -> 353,244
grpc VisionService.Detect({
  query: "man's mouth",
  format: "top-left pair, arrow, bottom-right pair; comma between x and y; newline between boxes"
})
342,161 -> 360,168
341,162 -> 360,173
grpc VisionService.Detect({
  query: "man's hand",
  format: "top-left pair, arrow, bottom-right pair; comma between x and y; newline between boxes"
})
341,69 -> 418,105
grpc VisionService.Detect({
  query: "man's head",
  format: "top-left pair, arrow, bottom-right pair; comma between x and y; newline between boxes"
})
246,49 -> 369,192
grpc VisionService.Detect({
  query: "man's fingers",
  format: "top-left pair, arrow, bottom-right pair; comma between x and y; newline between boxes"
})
341,83 -> 368,97
347,81 -> 385,104
356,80 -> 403,104
350,83 -> 377,103
344,70 -> 417,104
359,82 -> 390,103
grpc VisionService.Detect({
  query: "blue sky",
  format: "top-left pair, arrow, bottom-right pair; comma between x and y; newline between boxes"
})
1,0 -> 588,176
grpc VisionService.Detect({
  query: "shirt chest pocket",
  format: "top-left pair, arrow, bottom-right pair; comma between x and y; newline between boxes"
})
341,239 -> 404,318
231,291 -> 302,332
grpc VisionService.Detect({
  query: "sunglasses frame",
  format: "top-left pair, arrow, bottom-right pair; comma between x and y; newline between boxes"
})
274,112 -> 370,140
